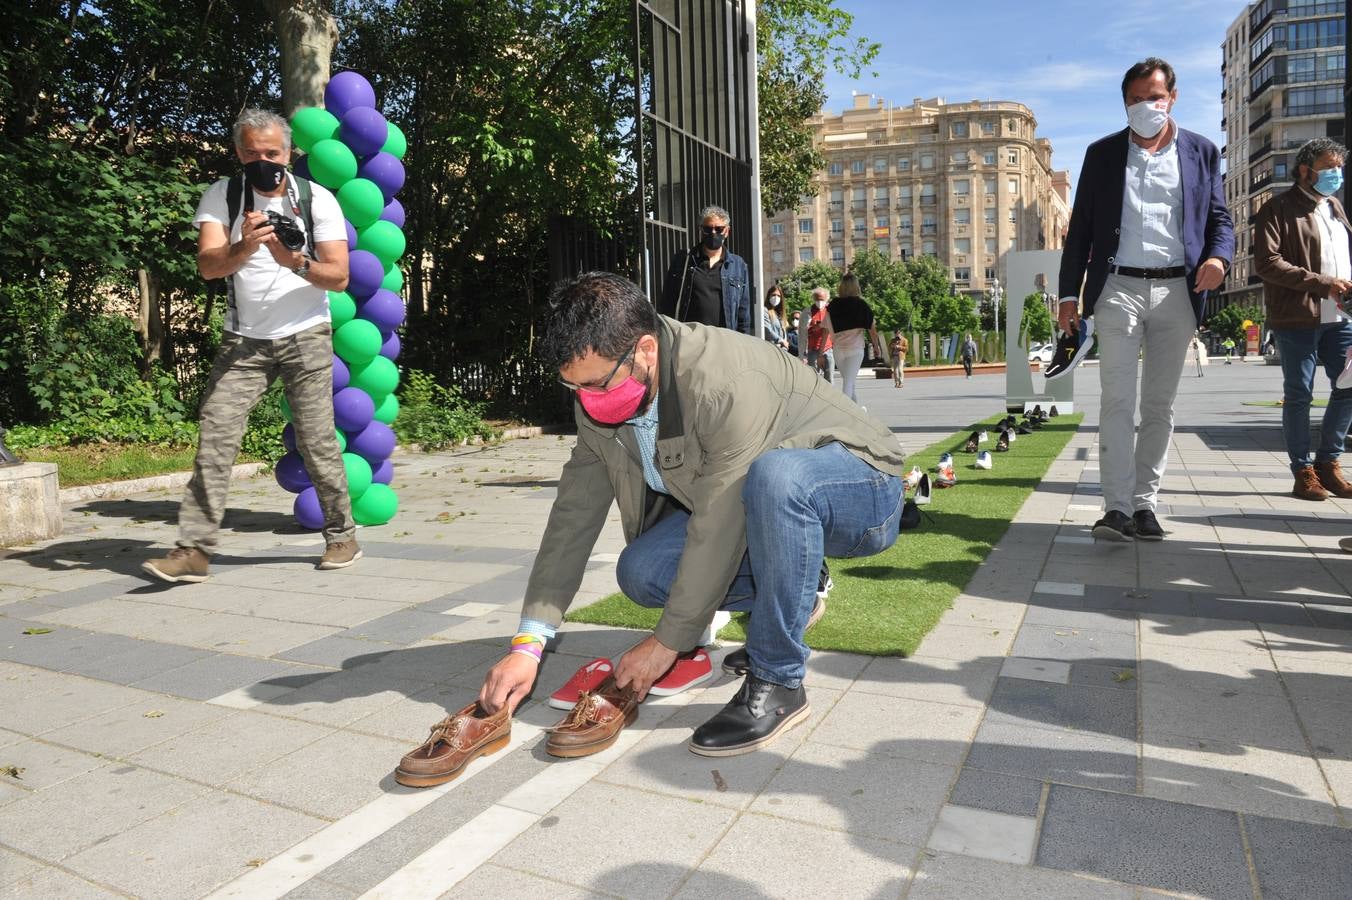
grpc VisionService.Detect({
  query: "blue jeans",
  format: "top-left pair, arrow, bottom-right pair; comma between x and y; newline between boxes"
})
1272,323 -> 1352,473
614,442 -> 903,688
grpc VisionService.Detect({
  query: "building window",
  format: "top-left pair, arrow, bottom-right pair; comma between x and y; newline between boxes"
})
874,186 -> 889,200
1286,85 -> 1341,116
831,247 -> 845,264
874,157 -> 889,173
985,266 -> 997,280
981,120 -> 996,135
900,247 -> 910,260
984,209 -> 996,225
1006,118 -> 1018,134
828,161 -> 843,176
853,217 -> 866,235
899,215 -> 913,231
771,223 -> 785,236
851,159 -> 866,174
954,208 -> 971,225
954,267 -> 971,281
771,249 -> 785,263
952,121 -> 969,138
921,214 -> 936,235
876,216 -> 889,229
799,247 -> 815,262
829,188 -> 843,208
983,150 -> 996,165
1287,19 -> 1345,52
955,238 -> 971,254
1007,149 -> 1019,165
831,219 -> 843,234
898,186 -> 913,203
984,176 -> 997,194
952,150 -> 969,163
985,237 -> 996,254
898,155 -> 911,171
1008,209 -> 1018,223
920,153 -> 935,170
852,186 -> 866,205
1007,177 -> 1019,194
954,179 -> 971,195
923,241 -> 937,256
798,218 -> 814,234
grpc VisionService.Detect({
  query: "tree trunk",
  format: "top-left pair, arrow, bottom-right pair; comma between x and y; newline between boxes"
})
136,268 -> 164,374
266,0 -> 339,116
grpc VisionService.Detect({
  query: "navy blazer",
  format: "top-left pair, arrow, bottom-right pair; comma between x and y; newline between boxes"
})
1058,126 -> 1234,325
659,247 -> 753,335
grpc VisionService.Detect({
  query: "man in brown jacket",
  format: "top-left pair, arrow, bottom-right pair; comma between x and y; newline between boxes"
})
1254,138 -> 1352,501
478,272 -> 907,756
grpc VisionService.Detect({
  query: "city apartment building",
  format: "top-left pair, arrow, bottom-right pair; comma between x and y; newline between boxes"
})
1221,0 -> 1346,308
762,94 -> 1071,301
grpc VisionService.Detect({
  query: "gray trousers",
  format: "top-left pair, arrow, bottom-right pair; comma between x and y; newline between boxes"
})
1094,274 -> 1195,514
178,322 -> 354,553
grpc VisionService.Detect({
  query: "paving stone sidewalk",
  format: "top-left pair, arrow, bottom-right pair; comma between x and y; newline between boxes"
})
3,361 -> 1352,898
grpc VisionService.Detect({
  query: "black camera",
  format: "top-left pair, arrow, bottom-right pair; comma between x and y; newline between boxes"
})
264,211 -> 306,252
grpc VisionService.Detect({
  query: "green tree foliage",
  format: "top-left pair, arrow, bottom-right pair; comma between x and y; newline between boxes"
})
756,0 -> 878,215
903,255 -> 956,331
1207,304 -> 1265,345
847,247 -> 915,332
1019,292 -> 1055,345
926,293 -> 980,337
776,259 -> 840,317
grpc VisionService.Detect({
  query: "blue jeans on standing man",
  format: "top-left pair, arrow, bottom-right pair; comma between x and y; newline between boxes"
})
1272,323 -> 1352,473
615,442 -> 902,689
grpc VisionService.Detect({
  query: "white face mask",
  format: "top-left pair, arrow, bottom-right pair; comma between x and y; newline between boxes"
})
815,300 -> 827,309
770,296 -> 781,307
1126,99 -> 1170,139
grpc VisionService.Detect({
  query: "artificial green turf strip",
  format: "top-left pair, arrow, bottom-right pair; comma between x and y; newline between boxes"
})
565,413 -> 1083,656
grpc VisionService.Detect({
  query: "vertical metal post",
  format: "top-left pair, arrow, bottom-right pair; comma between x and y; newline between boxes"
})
744,0 -> 765,341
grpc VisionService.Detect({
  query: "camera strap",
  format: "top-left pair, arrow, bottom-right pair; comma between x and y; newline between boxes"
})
219,172 -> 318,331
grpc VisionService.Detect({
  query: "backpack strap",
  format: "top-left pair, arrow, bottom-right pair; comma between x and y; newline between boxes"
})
294,175 -> 315,259
222,174 -> 245,333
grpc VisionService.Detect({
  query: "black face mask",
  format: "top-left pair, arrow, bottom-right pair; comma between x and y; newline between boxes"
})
244,159 -> 287,192
702,231 -> 726,252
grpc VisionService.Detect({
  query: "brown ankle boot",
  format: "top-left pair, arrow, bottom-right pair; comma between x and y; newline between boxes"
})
1315,460 -> 1352,498
1294,465 -> 1331,501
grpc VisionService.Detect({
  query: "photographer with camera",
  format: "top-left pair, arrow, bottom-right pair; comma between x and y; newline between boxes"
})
144,108 -> 359,583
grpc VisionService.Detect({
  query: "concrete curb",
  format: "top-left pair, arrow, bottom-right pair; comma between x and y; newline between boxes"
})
60,462 -> 267,505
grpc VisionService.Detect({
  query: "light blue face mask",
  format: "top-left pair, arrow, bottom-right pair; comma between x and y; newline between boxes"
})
1314,167 -> 1344,197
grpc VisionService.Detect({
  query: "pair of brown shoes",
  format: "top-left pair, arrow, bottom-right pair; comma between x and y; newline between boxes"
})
1293,461 -> 1352,502
395,702 -> 511,787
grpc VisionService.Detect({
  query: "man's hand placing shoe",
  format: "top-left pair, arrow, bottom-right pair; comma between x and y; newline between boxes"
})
614,634 -> 678,702
478,652 -> 539,716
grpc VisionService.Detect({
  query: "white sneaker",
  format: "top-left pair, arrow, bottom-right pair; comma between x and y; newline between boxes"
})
975,450 -> 993,470
904,466 -> 924,489
1338,348 -> 1352,390
699,610 -> 732,647
977,430 -> 989,443
935,452 -> 953,471
935,462 -> 957,488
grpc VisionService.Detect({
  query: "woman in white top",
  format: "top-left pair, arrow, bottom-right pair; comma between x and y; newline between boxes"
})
821,274 -> 884,405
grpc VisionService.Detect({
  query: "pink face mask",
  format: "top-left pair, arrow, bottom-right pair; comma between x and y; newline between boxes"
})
576,375 -> 648,425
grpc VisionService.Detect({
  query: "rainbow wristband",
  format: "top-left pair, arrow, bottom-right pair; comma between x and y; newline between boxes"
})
509,633 -> 545,662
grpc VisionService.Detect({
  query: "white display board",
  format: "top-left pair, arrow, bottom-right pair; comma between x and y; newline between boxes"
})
1004,249 -> 1075,411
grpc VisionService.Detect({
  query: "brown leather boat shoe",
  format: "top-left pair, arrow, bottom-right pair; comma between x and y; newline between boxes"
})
394,701 -> 510,788
545,675 -> 638,759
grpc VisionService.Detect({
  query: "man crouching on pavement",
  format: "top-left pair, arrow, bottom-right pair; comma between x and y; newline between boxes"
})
478,271 -> 907,756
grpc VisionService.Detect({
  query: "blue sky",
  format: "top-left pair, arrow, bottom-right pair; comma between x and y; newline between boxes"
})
822,0 -> 1249,192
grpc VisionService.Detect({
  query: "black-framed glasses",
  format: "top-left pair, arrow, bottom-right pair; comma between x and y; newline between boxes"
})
559,343 -> 637,393
700,225 -> 728,235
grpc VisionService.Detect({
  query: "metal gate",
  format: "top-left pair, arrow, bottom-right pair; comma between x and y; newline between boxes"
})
632,0 -> 761,315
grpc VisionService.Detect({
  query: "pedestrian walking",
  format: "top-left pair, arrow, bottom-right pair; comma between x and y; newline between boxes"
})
1222,336 -> 1236,363
889,330 -> 908,387
804,288 -> 834,384
821,274 -> 883,405
960,333 -> 977,378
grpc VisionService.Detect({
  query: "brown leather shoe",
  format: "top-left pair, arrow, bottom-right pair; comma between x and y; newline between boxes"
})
141,547 -> 210,583
318,539 -> 363,570
1294,465 -> 1331,501
545,675 -> 638,758
394,701 -> 510,788
1315,460 -> 1352,498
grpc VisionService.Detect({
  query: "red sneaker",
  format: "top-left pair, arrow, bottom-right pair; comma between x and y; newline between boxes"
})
648,648 -> 714,696
547,658 -> 614,710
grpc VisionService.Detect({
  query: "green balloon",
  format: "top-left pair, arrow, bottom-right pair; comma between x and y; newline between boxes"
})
337,178 -> 384,229
328,290 -> 356,327
336,428 -> 347,452
382,122 -> 407,160
280,394 -> 292,422
351,356 -> 400,400
307,138 -> 357,189
291,107 -> 339,153
373,392 -> 400,424
342,452 -> 373,499
381,265 -> 404,293
333,318 -> 382,365
357,220 -> 406,267
353,482 -> 399,526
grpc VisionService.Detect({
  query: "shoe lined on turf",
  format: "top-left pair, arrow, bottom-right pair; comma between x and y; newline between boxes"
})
935,452 -> 953,470
319,539 -> 362,570
548,658 -> 614,710
1132,509 -> 1165,541
1049,405 -> 1060,417
142,547 -> 210,584
1016,423 -> 1033,435
1315,459 -> 1352,498
904,466 -> 925,490
722,596 -> 827,676
975,450 -> 993,470
899,498 -> 922,531
1092,510 -> 1134,542
964,432 -> 979,453
978,429 -> 989,443
1044,319 -> 1095,381
935,461 -> 957,487
689,675 -> 809,757
1030,404 -> 1044,419
649,648 -> 714,696
912,471 -> 932,505
817,561 -> 832,600
995,430 -> 1010,452
1294,465 -> 1330,501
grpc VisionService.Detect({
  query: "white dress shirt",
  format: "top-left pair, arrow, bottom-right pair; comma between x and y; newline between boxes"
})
1311,191 -> 1352,323
1116,128 -> 1185,269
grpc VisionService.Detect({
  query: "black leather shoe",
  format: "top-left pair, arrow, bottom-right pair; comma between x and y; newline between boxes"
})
1132,509 -> 1164,541
1092,510 -> 1134,542
995,429 -> 1010,452
1016,423 -> 1033,435
722,598 -> 825,676
899,498 -> 922,532
689,675 -> 809,757
964,431 -> 979,453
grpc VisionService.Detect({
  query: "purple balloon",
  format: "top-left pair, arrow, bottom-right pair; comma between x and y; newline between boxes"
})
371,457 -> 394,485
333,386 -> 375,432
324,71 -> 377,118
358,289 -> 406,332
347,249 -> 385,299
379,331 -> 401,361
357,152 -> 405,202
345,219 -> 358,251
293,155 -> 312,181
338,107 -> 388,158
332,354 -> 350,392
348,420 -> 396,464
282,422 -> 298,453
275,451 -> 313,493
294,487 -> 325,530
379,198 -> 405,229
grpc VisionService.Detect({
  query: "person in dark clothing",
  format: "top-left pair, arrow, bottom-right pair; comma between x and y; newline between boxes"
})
961,334 -> 977,378
658,205 -> 752,334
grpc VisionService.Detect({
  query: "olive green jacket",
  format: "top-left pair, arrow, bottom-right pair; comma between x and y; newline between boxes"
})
521,316 -> 907,651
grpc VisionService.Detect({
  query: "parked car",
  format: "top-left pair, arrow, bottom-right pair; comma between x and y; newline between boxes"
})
1026,342 -> 1044,362
1029,344 -> 1055,364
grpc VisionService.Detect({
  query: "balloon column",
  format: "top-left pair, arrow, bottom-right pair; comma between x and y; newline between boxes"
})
280,70 -> 407,529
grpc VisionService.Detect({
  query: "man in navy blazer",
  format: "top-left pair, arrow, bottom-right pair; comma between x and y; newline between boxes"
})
1058,57 -> 1234,542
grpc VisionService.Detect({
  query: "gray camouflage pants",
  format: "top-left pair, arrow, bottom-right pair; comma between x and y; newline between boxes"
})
178,322 -> 354,554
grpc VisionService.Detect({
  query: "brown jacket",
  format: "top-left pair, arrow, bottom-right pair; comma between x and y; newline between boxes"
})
1254,185 -> 1352,330
521,315 -> 906,651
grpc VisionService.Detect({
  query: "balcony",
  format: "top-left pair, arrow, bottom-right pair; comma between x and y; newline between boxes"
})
1285,102 -> 1343,118
920,196 -> 937,206
1251,170 -> 1274,191
1249,73 -> 1285,104
1249,142 -> 1273,163
895,201 -> 912,210
874,201 -> 890,210
1249,108 -> 1274,133
828,200 -> 843,210
921,225 -> 937,235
